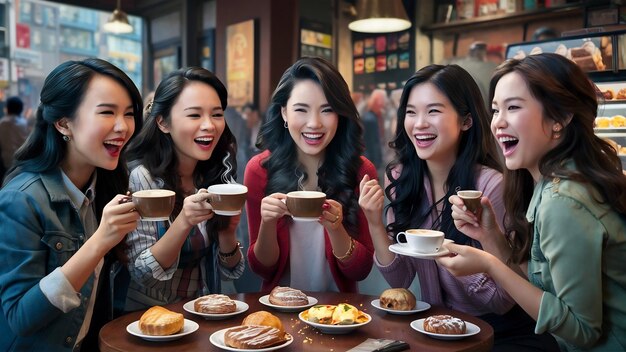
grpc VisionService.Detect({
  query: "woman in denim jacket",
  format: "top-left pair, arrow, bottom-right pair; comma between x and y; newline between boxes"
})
440,53 -> 626,350
0,58 -> 143,351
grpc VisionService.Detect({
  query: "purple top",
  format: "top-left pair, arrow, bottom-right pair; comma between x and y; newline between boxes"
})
376,165 -> 515,316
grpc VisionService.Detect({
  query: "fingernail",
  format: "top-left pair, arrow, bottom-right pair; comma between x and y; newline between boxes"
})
322,203 -> 330,209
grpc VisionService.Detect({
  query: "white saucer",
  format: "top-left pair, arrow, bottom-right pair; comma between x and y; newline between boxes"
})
389,239 -> 454,259
183,299 -> 249,320
370,299 -> 431,315
291,216 -> 319,222
410,318 -> 481,340
209,328 -> 293,351
258,294 -> 318,312
126,319 -> 198,341
214,209 -> 242,216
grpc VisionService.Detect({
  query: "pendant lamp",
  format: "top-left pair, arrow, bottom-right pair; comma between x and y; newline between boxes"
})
348,0 -> 411,33
103,0 -> 133,34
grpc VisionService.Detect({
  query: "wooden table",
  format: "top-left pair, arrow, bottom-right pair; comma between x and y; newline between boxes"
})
99,292 -> 493,351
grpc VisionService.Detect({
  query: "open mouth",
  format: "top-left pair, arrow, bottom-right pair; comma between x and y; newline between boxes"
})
414,134 -> 436,147
104,140 -> 123,154
498,136 -> 519,153
195,137 -> 214,146
302,132 -> 324,142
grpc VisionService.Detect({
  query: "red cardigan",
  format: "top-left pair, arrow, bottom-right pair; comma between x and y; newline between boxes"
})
244,150 -> 376,293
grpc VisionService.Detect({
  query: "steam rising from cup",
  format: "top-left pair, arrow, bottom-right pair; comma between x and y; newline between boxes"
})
220,152 -> 237,184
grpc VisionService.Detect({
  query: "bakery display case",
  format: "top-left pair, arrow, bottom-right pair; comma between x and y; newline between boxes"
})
506,30 -> 626,169
596,81 -> 626,170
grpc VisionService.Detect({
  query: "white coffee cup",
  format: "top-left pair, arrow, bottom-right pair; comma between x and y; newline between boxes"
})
395,229 -> 445,253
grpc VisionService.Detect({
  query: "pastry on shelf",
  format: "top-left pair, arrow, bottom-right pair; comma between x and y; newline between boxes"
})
595,117 -> 610,128
611,115 -> 626,128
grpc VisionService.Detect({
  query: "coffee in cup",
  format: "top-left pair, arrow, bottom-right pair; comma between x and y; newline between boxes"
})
132,189 -> 176,221
457,190 -> 483,214
285,191 -> 326,219
396,229 -> 445,253
207,183 -> 248,216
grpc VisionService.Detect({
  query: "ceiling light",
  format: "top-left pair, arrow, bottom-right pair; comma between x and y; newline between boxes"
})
104,0 -> 133,34
348,0 -> 411,33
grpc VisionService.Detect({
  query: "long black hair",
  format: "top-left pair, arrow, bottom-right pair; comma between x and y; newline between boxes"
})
490,53 -> 626,263
386,64 -> 502,245
125,67 -> 237,233
256,57 -> 364,233
6,58 -> 143,220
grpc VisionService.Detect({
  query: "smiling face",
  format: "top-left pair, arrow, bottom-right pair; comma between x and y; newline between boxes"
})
281,79 -> 338,160
61,74 -> 135,175
158,81 -> 225,168
403,82 -> 469,170
491,72 -> 560,180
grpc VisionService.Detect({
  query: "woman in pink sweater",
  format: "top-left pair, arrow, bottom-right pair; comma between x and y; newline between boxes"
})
358,64 -> 558,351
244,57 -> 376,293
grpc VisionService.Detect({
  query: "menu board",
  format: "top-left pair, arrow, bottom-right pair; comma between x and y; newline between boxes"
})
300,19 -> 332,62
352,30 -> 413,93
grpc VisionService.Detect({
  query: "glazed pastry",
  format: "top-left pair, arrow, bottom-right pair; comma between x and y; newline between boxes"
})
242,311 -> 284,332
616,88 -> 626,100
224,325 -> 289,349
194,294 -> 237,314
268,286 -> 309,306
139,306 -> 184,336
423,315 -> 466,334
379,288 -> 417,311
595,117 -> 610,128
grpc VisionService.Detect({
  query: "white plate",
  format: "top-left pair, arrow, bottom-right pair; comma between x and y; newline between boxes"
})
214,209 -> 242,216
389,239 -> 454,259
410,318 -> 481,340
370,299 -> 431,315
183,299 -> 249,320
126,318 -> 199,342
209,328 -> 293,351
298,311 -> 371,334
259,294 -> 318,312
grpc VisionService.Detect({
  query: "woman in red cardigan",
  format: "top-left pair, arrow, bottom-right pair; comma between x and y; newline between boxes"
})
244,57 -> 376,293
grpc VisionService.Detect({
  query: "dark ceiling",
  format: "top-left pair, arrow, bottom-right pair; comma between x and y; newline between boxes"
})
44,0 -> 172,16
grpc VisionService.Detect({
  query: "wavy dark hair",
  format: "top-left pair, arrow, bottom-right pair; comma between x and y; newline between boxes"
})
125,67 -> 237,235
386,64 -> 502,245
256,57 -> 364,234
5,58 -> 143,220
490,53 -> 626,263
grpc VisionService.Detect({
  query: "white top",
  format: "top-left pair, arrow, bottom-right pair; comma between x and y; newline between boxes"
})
287,220 -> 338,292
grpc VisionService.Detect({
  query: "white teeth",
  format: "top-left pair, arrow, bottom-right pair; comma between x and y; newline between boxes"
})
415,134 -> 436,140
303,133 -> 323,139
104,140 -> 123,146
498,136 -> 518,143
195,137 -> 214,142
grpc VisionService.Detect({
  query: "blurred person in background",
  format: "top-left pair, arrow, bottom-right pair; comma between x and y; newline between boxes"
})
0,96 -> 29,181
362,89 -> 387,174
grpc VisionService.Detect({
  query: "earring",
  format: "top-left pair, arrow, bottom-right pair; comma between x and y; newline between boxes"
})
552,124 -> 562,139
62,135 -> 71,142
284,121 -> 288,128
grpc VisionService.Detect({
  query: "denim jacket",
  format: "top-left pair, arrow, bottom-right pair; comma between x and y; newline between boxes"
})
0,169 -> 95,351
526,164 -> 626,351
